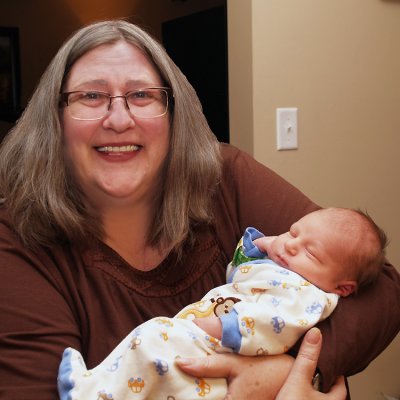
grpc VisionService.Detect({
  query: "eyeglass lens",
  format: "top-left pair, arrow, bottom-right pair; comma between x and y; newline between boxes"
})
66,88 -> 169,120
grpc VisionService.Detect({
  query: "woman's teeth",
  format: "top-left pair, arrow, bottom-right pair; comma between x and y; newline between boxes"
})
97,145 -> 139,152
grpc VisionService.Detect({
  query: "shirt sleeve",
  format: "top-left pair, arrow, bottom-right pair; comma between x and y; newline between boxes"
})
0,219 -> 82,399
309,261 -> 400,392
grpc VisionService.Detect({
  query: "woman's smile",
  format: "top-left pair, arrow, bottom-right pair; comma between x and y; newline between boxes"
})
96,144 -> 140,153
94,143 -> 142,161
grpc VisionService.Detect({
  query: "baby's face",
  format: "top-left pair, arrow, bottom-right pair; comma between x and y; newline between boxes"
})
266,211 -> 344,293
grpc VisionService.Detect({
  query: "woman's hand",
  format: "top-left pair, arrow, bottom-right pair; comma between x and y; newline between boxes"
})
276,327 -> 347,400
175,327 -> 347,400
176,351 -> 294,400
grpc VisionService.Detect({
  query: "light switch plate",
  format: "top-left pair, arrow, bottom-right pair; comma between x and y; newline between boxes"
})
276,108 -> 298,150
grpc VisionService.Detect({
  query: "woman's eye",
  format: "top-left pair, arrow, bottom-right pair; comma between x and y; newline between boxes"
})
76,92 -> 108,107
128,91 -> 156,106
132,91 -> 149,99
84,92 -> 103,100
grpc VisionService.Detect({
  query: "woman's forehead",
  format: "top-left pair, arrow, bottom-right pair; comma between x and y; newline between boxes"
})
66,41 -> 162,89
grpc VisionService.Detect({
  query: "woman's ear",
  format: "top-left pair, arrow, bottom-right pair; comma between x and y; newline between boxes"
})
334,281 -> 357,297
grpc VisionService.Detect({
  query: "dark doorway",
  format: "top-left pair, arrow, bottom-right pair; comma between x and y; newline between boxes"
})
162,5 -> 229,143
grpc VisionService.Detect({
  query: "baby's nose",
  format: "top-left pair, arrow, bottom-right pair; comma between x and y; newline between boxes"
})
284,239 -> 298,255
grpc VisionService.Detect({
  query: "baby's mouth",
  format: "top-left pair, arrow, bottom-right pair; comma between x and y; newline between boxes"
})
275,254 -> 289,268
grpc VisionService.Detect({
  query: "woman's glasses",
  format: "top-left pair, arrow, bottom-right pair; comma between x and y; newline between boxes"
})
61,87 -> 171,121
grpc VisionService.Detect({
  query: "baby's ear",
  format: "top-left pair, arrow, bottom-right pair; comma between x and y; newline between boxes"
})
334,281 -> 357,297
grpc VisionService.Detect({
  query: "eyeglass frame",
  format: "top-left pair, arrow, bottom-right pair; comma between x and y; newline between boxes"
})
60,87 -> 173,121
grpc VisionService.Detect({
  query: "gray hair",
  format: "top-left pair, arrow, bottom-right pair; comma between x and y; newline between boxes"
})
0,20 -> 221,250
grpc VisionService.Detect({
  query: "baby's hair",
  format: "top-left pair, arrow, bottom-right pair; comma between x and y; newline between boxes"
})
323,207 -> 388,289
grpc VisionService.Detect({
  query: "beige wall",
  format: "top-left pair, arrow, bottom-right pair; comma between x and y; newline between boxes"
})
228,1 -> 400,399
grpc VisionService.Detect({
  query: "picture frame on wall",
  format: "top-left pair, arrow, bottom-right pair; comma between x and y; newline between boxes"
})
0,27 -> 21,122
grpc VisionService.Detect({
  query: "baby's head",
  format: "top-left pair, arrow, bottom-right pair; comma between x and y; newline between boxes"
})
319,208 -> 387,289
263,207 -> 387,296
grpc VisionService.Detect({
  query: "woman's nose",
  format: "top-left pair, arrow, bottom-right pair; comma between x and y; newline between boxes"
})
103,98 -> 135,132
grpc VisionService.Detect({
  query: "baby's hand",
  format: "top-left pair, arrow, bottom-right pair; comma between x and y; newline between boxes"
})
193,316 -> 222,340
253,236 -> 277,254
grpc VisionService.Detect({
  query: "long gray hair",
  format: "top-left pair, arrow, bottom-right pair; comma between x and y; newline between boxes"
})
0,20 -> 221,250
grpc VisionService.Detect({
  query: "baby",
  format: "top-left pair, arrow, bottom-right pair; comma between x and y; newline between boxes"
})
58,207 -> 387,400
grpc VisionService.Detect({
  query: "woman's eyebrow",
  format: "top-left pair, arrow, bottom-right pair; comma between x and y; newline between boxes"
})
72,79 -> 158,90
125,79 -> 162,88
72,79 -> 108,89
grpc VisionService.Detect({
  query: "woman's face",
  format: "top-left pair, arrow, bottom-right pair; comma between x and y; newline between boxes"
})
62,40 -> 170,210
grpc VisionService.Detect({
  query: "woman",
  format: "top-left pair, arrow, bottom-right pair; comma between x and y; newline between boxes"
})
0,20 -> 399,399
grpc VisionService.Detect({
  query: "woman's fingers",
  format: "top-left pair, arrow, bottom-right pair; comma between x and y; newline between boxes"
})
284,327 -> 322,385
175,353 -> 235,378
175,329 -> 347,400
176,352 -> 294,400
276,328 -> 347,400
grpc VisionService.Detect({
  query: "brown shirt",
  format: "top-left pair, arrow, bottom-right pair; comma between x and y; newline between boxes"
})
0,143 -> 399,399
